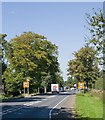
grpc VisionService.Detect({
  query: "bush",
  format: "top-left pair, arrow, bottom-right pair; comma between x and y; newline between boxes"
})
95,78 -> 103,90
89,89 -> 103,101
12,90 -> 20,97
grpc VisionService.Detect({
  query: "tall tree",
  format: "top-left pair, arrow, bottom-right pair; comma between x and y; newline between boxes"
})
86,9 -> 105,65
3,32 -> 60,95
65,76 -> 76,88
67,46 -> 99,89
0,34 -> 8,74
0,34 -> 8,93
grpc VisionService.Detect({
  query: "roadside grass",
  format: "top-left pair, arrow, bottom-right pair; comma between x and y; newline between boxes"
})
0,94 -> 25,101
75,92 -> 103,119
0,92 -> 38,101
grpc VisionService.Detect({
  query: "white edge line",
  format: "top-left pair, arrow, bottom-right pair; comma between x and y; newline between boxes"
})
49,95 -> 69,120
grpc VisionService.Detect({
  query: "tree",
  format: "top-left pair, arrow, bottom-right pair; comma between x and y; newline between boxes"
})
95,70 -> 103,90
65,76 -> 76,88
85,9 -> 105,65
0,34 -> 8,74
0,34 -> 8,93
3,32 -> 60,95
67,46 -> 99,89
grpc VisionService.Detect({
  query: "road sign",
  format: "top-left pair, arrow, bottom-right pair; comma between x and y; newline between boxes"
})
51,84 -> 59,92
23,82 -> 29,88
78,82 -> 84,89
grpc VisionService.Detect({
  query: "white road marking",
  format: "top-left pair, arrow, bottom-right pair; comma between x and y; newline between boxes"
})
2,95 -> 56,115
3,100 -> 42,115
23,101 -> 42,106
48,95 -> 56,99
3,106 -> 22,113
3,106 -> 23,115
42,99 -> 47,100
49,95 -> 69,120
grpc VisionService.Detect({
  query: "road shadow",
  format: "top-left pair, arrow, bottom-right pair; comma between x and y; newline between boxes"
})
2,93 -> 57,103
52,107 -> 103,120
38,92 -> 75,96
2,96 -> 49,103
2,105 -> 55,120
1,104 -> 103,120
2,92 -> 75,103
2,105 -> 77,120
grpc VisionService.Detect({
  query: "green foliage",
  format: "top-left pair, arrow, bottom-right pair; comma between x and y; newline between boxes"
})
2,32 -> 61,95
89,90 -> 103,101
95,78 -> 103,90
65,76 -> 77,87
2,62 -> 7,74
67,46 -> 99,88
3,68 -> 23,95
0,34 -> 8,89
86,9 -> 105,64
55,72 -> 64,87
0,34 -> 7,74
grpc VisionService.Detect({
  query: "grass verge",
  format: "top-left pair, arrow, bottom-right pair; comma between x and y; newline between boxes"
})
0,94 -> 24,101
0,92 -> 38,101
75,92 -> 103,119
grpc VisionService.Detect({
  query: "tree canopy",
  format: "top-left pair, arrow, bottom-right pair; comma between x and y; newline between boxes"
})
67,46 -> 99,88
2,32 -> 63,95
86,9 -> 105,65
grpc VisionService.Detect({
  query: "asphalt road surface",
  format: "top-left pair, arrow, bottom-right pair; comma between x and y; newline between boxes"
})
1,92 -> 75,120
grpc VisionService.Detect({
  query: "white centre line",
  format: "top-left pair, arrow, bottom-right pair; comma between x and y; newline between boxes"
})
3,106 -> 23,115
3,100 -> 42,115
48,95 -> 56,99
49,95 -> 69,120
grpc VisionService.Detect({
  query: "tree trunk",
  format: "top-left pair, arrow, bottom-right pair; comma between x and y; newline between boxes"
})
86,80 -> 88,90
44,86 -> 47,93
38,87 -> 39,93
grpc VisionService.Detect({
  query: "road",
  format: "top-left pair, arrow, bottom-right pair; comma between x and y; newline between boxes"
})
1,92 -> 75,120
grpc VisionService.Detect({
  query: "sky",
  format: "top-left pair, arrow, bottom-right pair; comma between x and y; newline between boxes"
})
2,2 -> 103,81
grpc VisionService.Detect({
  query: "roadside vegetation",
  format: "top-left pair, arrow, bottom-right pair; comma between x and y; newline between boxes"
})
1,32 -> 64,97
66,9 -> 104,119
0,6 -> 104,120
75,91 -> 103,118
0,93 -> 24,102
